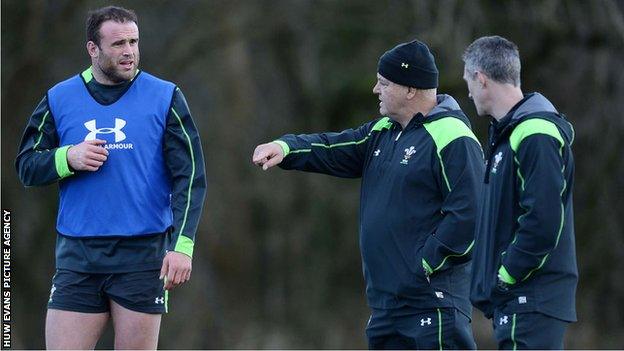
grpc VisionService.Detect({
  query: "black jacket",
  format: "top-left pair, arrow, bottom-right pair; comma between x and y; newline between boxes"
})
470,93 -> 578,322
278,95 -> 484,315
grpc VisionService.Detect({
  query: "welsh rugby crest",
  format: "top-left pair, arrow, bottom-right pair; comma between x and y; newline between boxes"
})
401,146 -> 416,165
491,151 -> 503,173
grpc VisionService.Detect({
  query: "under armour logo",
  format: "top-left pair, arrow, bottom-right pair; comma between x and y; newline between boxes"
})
499,315 -> 508,325
373,149 -> 381,157
435,291 -> 444,299
420,317 -> 432,326
401,62 -> 409,68
48,284 -> 56,302
84,118 -> 127,142
155,297 -> 165,304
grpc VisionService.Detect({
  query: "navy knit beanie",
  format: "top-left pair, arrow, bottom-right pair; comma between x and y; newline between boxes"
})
378,39 -> 439,89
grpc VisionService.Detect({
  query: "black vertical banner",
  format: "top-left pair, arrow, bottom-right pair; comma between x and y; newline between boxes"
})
2,209 -> 11,349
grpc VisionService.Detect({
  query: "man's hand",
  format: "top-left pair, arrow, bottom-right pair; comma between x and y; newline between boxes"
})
67,139 -> 109,171
160,251 -> 192,290
252,142 -> 284,170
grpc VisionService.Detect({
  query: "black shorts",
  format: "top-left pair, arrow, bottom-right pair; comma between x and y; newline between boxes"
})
47,269 -> 167,314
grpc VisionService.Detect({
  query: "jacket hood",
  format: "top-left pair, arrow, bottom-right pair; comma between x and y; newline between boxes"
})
429,94 -> 461,115
425,94 -> 472,127
512,93 -> 574,144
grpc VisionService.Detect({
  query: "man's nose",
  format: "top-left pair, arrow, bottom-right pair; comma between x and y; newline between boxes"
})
122,43 -> 133,55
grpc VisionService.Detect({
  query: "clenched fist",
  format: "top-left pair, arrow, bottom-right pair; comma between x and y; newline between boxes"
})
67,139 -> 109,172
252,142 -> 285,170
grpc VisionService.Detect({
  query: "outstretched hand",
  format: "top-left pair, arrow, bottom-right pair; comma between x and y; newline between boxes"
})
252,142 -> 285,170
67,139 -> 109,171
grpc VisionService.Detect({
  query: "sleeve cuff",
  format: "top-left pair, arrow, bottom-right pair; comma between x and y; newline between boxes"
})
55,145 -> 74,179
173,235 -> 194,258
498,265 -> 517,284
422,258 -> 433,275
273,140 -> 290,157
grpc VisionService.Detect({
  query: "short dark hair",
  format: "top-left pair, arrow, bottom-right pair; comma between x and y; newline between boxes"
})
86,6 -> 138,46
462,36 -> 521,86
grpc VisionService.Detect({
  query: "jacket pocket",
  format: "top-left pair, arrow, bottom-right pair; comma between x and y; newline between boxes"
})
413,245 -> 433,287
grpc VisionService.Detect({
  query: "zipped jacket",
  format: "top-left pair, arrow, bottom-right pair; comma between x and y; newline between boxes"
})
277,95 -> 484,315
470,93 -> 578,322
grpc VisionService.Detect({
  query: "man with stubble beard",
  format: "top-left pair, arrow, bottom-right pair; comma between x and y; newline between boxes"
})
15,6 -> 206,349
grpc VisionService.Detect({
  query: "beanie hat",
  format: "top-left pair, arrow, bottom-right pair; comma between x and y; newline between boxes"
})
377,39 -> 439,89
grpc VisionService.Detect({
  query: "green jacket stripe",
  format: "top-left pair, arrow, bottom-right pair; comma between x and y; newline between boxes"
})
283,117 -> 392,154
509,118 -> 563,152
33,110 -> 50,151
172,107 -> 196,257
509,118 -> 567,281
424,117 -> 480,192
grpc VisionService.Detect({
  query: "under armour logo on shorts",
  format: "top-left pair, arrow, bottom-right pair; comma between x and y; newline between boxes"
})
420,317 -> 432,326
48,284 -> 56,302
499,315 -> 508,325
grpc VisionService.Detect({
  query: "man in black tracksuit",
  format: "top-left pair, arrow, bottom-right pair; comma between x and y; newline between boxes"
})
253,40 -> 483,349
462,36 -> 577,349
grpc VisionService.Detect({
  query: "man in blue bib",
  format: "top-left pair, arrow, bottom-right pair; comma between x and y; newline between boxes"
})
15,6 -> 206,349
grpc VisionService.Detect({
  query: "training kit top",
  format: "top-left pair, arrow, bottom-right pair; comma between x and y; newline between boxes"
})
16,67 -> 207,273
470,93 -> 578,322
276,95 -> 484,316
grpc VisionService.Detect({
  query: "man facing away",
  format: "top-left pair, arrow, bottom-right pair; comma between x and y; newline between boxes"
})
15,6 -> 206,349
463,36 -> 577,349
253,39 -> 484,349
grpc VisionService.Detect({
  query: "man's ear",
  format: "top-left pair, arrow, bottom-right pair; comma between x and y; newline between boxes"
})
406,86 -> 417,100
476,71 -> 488,88
86,41 -> 99,58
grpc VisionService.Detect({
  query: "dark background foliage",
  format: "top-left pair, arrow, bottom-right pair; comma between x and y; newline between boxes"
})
2,0 -> 623,348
